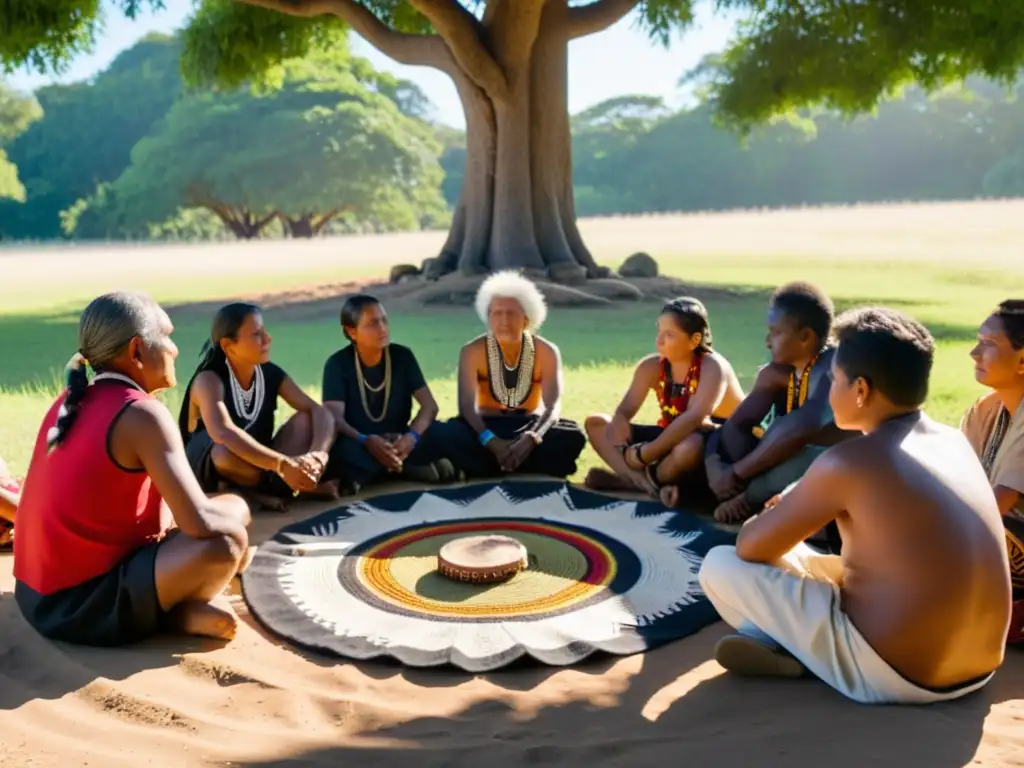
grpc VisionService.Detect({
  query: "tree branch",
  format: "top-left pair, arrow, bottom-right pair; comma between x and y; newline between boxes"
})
407,0 -> 508,97
567,0 -> 640,39
233,0 -> 451,70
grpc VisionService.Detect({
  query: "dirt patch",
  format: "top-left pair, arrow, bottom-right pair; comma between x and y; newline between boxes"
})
166,273 -> 749,323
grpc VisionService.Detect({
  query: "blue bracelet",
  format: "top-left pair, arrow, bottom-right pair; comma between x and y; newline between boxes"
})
357,433 -> 367,444
479,429 -> 496,446
406,430 -> 420,445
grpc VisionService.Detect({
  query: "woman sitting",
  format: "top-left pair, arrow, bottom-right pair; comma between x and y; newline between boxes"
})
14,291 -> 252,645
0,455 -> 19,550
961,299 -> 1024,644
320,294 -> 455,492
441,271 -> 586,479
178,302 -> 337,509
585,297 -> 744,506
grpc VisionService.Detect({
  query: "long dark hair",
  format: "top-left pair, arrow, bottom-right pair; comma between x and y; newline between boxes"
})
48,291 -> 164,453
177,302 -> 262,441
661,296 -> 713,352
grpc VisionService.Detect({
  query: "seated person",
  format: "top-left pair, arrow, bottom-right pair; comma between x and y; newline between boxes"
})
178,302 -> 336,509
442,270 -> 586,479
321,294 -> 455,492
706,282 -> 853,524
14,291 -> 254,645
0,454 -> 19,550
698,307 -> 1012,704
961,299 -> 1024,644
584,297 -> 744,503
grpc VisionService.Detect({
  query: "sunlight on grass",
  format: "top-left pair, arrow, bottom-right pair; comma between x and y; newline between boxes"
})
1,206 -> 1009,477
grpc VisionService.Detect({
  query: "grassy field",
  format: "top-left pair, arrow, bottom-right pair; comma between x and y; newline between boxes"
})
2,202 -> 1023,478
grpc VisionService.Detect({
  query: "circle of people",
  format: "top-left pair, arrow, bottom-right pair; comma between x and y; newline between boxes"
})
2,270 -> 1022,706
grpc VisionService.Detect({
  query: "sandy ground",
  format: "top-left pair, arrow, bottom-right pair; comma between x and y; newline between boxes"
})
1,486 -> 1022,768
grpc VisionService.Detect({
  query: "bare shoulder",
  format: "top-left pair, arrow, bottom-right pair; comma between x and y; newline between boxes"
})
119,397 -> 178,441
191,369 -> 225,399
701,351 -> 727,377
754,361 -> 792,389
533,334 -> 559,357
635,354 -> 661,378
460,335 -> 487,361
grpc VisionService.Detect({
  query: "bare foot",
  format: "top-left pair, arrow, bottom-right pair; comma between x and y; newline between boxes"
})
169,599 -> 238,641
659,485 -> 679,508
241,490 -> 289,513
299,479 -> 341,501
714,494 -> 756,524
236,546 -> 257,576
584,468 -> 636,492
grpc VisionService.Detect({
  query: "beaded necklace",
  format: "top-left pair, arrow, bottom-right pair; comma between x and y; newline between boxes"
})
656,354 -> 702,428
486,332 -> 535,409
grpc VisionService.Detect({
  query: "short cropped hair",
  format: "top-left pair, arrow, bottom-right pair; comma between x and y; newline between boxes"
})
833,307 -> 935,407
770,282 -> 834,344
994,299 -> 1024,350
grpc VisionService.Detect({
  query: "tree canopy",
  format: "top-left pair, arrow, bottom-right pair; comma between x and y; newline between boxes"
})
0,84 -> 42,207
66,40 -> 448,240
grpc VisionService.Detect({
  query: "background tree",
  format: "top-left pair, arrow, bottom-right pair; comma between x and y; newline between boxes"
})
73,40 -> 446,240
6,2 -> 1024,275
0,33 -> 182,240
0,84 -> 42,211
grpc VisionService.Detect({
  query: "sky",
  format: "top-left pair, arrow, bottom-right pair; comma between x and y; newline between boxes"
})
5,2 -> 738,128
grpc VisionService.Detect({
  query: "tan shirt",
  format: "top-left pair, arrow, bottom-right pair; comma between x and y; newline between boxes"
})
960,392 -> 1024,519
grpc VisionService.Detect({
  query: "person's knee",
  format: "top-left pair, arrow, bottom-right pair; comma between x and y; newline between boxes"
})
584,414 -> 609,441
197,528 -> 249,569
698,545 -> 741,598
670,433 -> 704,468
211,445 -> 261,485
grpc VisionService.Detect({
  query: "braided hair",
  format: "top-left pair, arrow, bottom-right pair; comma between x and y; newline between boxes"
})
176,302 -> 262,442
994,299 -> 1024,350
660,296 -> 713,352
47,291 -> 163,453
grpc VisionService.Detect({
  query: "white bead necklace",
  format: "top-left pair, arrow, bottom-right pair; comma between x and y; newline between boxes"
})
227,362 -> 264,430
91,372 -> 144,391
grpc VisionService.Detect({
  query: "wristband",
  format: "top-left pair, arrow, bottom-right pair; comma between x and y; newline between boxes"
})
357,433 -> 367,444
479,429 -> 496,446
406,430 -> 420,445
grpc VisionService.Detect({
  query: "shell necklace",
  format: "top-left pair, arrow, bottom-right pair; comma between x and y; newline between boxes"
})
91,372 -> 144,392
486,332 -> 535,409
227,362 -> 264,430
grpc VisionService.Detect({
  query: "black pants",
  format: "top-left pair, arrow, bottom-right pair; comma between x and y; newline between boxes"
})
440,415 -> 586,480
325,421 -> 448,489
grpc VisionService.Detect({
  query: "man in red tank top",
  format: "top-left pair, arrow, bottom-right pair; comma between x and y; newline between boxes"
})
14,292 -> 256,645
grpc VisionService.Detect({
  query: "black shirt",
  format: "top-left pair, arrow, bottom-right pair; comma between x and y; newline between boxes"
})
184,362 -> 287,448
321,344 -> 426,436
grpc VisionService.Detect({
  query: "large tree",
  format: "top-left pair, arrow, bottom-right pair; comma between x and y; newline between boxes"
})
71,41 -> 446,240
6,2 -> 1024,278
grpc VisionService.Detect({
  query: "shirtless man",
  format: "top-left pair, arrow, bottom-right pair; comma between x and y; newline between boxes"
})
440,270 -> 586,479
698,307 -> 1012,703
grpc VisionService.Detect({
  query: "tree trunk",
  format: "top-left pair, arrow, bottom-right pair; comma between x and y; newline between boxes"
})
206,205 -> 273,239
283,215 -> 315,238
442,2 -> 597,282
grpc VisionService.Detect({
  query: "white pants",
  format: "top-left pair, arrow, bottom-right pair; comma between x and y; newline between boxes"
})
698,544 -> 994,704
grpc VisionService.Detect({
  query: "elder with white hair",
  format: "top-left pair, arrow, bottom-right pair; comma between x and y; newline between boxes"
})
439,271 -> 586,479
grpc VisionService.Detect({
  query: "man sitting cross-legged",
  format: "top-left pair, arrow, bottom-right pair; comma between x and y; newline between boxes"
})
15,292 -> 253,645
706,282 -> 853,524
961,299 -> 1024,643
584,297 -> 744,501
440,270 -> 586,479
699,307 -> 1012,704
320,294 -> 456,493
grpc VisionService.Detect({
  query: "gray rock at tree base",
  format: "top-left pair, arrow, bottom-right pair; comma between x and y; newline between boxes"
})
584,278 -> 644,301
618,252 -> 659,278
389,264 -> 421,284
592,265 -> 614,279
546,261 -> 588,286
